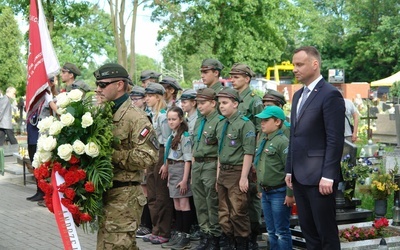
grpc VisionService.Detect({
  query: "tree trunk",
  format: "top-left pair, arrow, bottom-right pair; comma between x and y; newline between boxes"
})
129,0 -> 139,78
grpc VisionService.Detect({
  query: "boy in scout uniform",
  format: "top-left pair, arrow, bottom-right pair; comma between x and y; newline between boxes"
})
140,70 -> 161,88
200,59 -> 225,93
192,88 -> 222,250
60,62 -> 88,92
94,63 -> 159,250
230,63 -> 264,249
262,89 -> 291,138
254,106 -> 294,250
216,87 -> 256,250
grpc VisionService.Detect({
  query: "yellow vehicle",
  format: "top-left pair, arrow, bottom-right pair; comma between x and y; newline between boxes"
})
265,61 -> 297,84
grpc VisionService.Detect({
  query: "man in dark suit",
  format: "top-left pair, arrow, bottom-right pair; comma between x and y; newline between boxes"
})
285,46 -> 345,249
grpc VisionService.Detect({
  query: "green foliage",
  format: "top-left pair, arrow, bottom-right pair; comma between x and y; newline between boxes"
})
390,81 -> 400,97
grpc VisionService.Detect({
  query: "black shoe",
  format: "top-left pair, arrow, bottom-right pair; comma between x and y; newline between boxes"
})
236,237 -> 249,250
26,192 -> 39,201
195,233 -> 209,250
171,233 -> 191,250
30,193 -> 44,202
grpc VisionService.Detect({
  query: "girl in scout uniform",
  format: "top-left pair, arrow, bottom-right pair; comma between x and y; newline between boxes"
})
144,83 -> 174,244
254,106 -> 294,250
161,106 -> 193,250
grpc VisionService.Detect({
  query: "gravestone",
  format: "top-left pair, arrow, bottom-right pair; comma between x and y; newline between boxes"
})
384,105 -> 400,173
374,113 -> 397,144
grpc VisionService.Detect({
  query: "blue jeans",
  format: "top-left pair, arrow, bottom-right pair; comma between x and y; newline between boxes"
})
261,186 -> 292,250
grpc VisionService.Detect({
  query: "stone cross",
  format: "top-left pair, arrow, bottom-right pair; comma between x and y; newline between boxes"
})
360,104 -> 378,140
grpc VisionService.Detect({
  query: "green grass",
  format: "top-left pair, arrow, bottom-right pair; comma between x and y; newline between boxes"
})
355,185 -> 395,220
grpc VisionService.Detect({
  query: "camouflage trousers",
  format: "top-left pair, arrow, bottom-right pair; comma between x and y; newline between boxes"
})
97,185 -> 147,250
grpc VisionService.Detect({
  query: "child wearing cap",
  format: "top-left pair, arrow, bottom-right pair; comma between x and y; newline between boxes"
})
262,89 -> 291,138
160,76 -> 182,109
179,89 -> 198,140
143,83 -> 174,244
254,106 -> 294,249
216,87 -> 256,249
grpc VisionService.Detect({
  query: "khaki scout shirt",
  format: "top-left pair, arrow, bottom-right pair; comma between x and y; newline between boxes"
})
209,82 -> 224,94
238,87 -> 264,134
216,111 -> 256,165
255,129 -> 293,197
151,109 -> 172,145
111,99 -> 159,182
193,110 -> 223,158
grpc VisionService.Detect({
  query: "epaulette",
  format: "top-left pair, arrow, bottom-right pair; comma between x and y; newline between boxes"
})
183,131 -> 190,137
160,109 -> 167,114
219,115 -> 226,121
241,116 -> 250,121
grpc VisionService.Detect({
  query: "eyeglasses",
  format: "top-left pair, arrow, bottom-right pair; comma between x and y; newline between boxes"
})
95,79 -> 120,88
130,97 -> 144,102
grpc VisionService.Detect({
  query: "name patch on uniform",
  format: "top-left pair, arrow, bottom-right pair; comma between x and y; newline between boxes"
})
245,131 -> 256,138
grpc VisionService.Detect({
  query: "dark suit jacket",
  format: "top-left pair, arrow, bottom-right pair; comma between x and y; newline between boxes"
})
285,78 -> 345,185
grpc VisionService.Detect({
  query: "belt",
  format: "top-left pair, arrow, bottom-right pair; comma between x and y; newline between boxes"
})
112,181 -> 141,189
260,183 -> 286,192
220,164 -> 242,171
194,157 -> 217,163
168,159 -> 184,164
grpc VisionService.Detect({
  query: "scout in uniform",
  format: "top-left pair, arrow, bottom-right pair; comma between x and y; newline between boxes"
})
230,63 -> 264,249
200,59 -> 225,93
262,89 -> 291,138
216,87 -> 256,250
254,106 -> 294,250
179,89 -> 198,139
130,85 -> 152,120
94,63 -> 159,250
192,88 -> 222,250
140,70 -> 162,88
60,62 -> 88,92
160,76 -> 183,108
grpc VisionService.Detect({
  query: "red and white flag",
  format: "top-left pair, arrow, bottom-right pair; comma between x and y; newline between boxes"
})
26,0 -> 60,118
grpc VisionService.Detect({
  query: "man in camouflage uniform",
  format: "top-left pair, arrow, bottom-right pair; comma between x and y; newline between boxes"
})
94,63 -> 159,250
200,59 -> 225,93
192,88 -> 223,250
216,87 -> 256,250
230,63 -> 264,249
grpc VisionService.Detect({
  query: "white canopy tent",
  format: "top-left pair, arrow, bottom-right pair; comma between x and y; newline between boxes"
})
370,71 -> 400,87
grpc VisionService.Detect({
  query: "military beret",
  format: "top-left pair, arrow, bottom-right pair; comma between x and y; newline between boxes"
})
263,89 -> 286,106
229,63 -> 255,78
93,63 -> 129,80
160,76 -> 182,91
145,83 -> 165,95
62,63 -> 81,76
71,80 -> 91,92
140,70 -> 162,81
255,106 -> 286,121
200,59 -> 224,71
180,89 -> 197,100
216,87 -> 241,102
130,86 -> 146,97
196,88 -> 216,101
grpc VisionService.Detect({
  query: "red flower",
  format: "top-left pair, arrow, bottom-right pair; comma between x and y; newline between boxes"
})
58,167 -> 68,177
68,203 -> 80,216
34,165 -> 50,180
77,169 -> 86,181
69,155 -> 80,165
64,188 -> 76,200
38,179 -> 53,194
52,161 -> 62,172
61,198 -> 72,207
58,183 -> 67,193
373,217 -> 389,230
64,171 -> 80,186
80,213 -> 92,222
84,181 -> 95,193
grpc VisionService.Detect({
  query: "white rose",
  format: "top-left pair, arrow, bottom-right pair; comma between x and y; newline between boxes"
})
36,134 -> 47,151
57,144 -> 73,161
39,151 -> 52,163
60,113 -> 75,126
49,121 -> 64,136
57,92 -> 70,108
85,142 -> 99,158
42,136 -> 57,152
72,140 -> 85,155
32,153 -> 40,168
56,107 -> 66,115
37,116 -> 56,133
68,89 -> 83,102
81,112 -> 93,128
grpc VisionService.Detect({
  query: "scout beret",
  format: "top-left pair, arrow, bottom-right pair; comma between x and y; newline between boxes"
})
263,89 -> 286,106
140,70 -> 162,81
145,83 -> 165,95
93,63 -> 129,80
196,88 -> 216,101
62,63 -> 81,76
160,76 -> 182,91
200,59 -> 224,71
216,87 -> 241,103
180,89 -> 197,100
130,86 -> 146,97
256,106 -> 286,120
71,80 -> 91,92
229,63 -> 255,78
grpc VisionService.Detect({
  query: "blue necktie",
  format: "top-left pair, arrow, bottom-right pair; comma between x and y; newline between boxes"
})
197,118 -> 206,142
297,87 -> 310,115
218,120 -> 229,154
253,138 -> 267,167
164,135 -> 173,164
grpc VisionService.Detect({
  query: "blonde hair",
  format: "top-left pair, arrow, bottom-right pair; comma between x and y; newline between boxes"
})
151,94 -> 167,119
